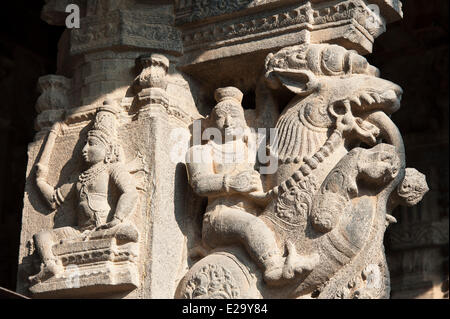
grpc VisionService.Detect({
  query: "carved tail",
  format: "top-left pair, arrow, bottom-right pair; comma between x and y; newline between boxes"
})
366,111 -> 405,165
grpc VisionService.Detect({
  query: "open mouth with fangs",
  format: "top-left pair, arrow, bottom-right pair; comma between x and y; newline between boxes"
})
346,88 -> 403,115
329,87 -> 403,146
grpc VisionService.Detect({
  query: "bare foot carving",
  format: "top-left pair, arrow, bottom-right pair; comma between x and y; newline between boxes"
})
29,259 -> 64,284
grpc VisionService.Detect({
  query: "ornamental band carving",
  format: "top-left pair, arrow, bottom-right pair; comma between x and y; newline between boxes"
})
177,43 -> 427,298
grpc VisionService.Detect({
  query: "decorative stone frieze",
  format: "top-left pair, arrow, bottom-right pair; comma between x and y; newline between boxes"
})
177,0 -> 403,68
70,11 -> 183,56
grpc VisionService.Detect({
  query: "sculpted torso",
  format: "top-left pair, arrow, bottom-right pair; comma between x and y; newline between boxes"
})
76,167 -> 109,228
76,163 -> 132,229
193,139 -> 262,214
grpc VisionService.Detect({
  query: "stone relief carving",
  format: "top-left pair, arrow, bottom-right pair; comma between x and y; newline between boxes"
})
28,99 -> 144,295
184,86 -> 320,288
135,54 -> 170,92
132,53 -> 176,117
70,11 -> 183,55
35,75 -> 71,113
182,0 -> 274,23
183,263 -> 240,299
35,75 -> 72,131
393,168 -> 429,207
18,0 -> 434,300
181,0 -> 386,50
177,42 -> 428,299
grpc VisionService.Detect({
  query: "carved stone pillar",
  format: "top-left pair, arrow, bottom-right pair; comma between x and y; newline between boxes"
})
17,0 -> 199,298
17,0 -> 429,299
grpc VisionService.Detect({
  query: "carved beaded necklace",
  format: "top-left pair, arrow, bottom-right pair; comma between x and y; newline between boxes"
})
78,162 -> 109,189
209,139 -> 249,164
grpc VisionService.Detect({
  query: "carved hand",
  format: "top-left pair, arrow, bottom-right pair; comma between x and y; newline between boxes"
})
247,190 -> 271,207
96,218 -> 121,230
228,170 -> 263,193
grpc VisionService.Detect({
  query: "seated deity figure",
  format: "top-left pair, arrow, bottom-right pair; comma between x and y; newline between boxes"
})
186,87 -> 319,285
31,100 -> 139,283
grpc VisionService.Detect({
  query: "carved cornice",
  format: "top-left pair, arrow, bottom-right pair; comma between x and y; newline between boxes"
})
175,0 -> 403,25
70,10 -> 183,55
181,0 -> 385,52
58,93 -> 194,130
135,89 -> 196,125
175,0 -> 286,25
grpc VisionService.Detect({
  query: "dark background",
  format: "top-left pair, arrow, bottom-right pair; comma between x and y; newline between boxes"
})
0,0 -> 448,298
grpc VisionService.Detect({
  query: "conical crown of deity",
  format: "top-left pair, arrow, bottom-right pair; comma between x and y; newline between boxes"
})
88,99 -> 120,147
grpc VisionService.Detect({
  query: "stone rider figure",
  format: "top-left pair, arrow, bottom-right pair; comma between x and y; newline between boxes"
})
186,87 -> 319,286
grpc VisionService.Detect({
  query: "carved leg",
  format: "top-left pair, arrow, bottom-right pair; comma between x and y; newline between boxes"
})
87,221 -> 139,243
29,226 -> 84,284
29,230 -> 64,284
283,241 -> 320,279
202,208 -> 285,284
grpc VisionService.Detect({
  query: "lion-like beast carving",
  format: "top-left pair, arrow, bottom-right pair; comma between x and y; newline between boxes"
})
264,43 -> 403,187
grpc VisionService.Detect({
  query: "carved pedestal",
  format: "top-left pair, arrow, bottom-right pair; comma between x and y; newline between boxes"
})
29,238 -> 139,297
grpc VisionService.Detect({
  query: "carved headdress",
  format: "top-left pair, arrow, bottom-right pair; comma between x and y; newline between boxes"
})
213,86 -> 244,114
88,99 -> 123,163
212,87 -> 253,140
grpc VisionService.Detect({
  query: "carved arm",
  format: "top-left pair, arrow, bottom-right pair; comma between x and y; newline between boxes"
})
109,165 -> 139,224
35,123 -> 72,210
187,162 -> 264,198
189,171 -> 231,197
186,146 -> 265,198
185,145 -> 226,197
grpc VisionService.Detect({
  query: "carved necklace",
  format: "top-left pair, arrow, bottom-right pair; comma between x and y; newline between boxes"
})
78,162 -> 109,187
209,139 -> 250,164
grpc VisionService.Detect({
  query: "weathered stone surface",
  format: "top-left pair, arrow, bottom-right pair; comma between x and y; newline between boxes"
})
176,42 -> 427,299
177,0 -> 402,68
175,0 -> 402,25
15,0 -> 433,299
